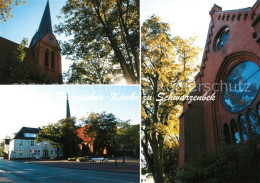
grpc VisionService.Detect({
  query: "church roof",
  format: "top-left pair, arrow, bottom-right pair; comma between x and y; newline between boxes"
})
0,37 -> 19,71
77,126 -> 93,143
31,0 -> 54,46
38,0 -> 53,38
66,94 -> 71,118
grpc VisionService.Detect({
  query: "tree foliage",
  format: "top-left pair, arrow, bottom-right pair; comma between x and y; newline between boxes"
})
55,0 -> 140,84
81,112 -> 119,156
0,0 -> 26,23
141,15 -> 200,183
64,53 -> 121,84
0,141 -> 4,157
177,143 -> 260,183
15,38 -> 28,62
116,122 -> 140,159
37,117 -> 81,158
8,38 -> 30,83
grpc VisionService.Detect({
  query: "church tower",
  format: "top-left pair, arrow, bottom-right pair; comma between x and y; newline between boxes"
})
66,94 -> 71,118
29,0 -> 62,84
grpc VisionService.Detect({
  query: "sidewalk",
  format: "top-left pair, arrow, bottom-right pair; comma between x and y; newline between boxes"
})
21,157 -> 140,174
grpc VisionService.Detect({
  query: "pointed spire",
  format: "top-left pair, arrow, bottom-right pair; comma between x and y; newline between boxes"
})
66,93 -> 71,118
38,0 -> 53,37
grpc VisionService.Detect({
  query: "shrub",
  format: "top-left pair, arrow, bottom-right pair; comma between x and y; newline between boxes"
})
164,146 -> 179,183
177,142 -> 260,183
76,157 -> 86,162
50,157 -> 57,160
68,157 -> 77,161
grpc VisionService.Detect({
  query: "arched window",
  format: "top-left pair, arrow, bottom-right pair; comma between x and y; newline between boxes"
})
44,49 -> 49,67
223,123 -> 231,144
247,108 -> 260,135
230,119 -> 240,143
51,51 -> 55,69
238,115 -> 249,141
214,26 -> 230,51
222,61 -> 260,113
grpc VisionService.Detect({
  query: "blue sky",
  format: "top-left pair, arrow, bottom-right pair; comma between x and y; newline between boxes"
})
0,0 -> 70,72
141,0 -> 257,65
0,85 -> 141,140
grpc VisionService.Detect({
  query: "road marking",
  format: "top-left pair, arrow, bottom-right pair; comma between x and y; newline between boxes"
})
84,175 -> 137,183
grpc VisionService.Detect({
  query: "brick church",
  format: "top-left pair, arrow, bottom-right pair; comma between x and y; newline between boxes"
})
0,0 -> 62,84
179,0 -> 260,166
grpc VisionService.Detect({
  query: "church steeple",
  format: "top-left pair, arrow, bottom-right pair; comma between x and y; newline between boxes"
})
66,94 -> 71,118
29,0 -> 62,84
38,0 -> 53,37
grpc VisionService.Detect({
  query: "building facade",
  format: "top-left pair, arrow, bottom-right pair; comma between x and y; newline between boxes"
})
4,94 -> 72,159
0,0 -> 62,84
179,0 -> 260,166
7,127 -> 63,159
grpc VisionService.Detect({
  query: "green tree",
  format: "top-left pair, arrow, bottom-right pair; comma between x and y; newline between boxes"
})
0,0 -> 26,23
37,117 -> 81,158
65,54 -> 121,84
0,141 -> 4,157
141,15 -> 200,183
116,122 -> 140,162
81,112 -> 118,156
8,38 -> 30,83
15,38 -> 28,62
55,0 -> 140,84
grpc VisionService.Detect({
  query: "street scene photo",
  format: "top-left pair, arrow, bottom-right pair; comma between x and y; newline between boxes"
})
0,85 -> 140,182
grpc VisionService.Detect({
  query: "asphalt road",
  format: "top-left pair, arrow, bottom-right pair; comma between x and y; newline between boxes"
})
0,158 -> 139,183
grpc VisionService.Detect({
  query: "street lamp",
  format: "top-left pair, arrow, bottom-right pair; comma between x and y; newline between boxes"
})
112,127 -> 117,167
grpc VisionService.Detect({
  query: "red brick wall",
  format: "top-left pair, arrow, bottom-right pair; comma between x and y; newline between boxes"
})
31,34 -> 62,83
179,0 -> 260,166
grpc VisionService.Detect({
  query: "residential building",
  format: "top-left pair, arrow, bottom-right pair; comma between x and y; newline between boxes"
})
5,94 -> 72,159
8,127 -> 63,159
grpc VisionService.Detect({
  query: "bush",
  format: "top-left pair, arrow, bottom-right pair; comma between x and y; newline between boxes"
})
68,157 -> 77,161
50,157 -> 57,160
177,143 -> 260,183
164,146 -> 179,183
76,157 -> 86,162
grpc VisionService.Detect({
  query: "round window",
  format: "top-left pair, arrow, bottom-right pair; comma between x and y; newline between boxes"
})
222,61 -> 260,113
214,26 -> 229,51
48,36 -> 54,43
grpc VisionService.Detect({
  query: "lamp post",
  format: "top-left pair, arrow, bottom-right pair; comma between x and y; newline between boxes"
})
112,127 -> 117,167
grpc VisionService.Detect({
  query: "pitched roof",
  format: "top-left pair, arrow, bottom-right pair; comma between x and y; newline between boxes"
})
0,36 -> 19,69
13,127 -> 41,140
31,0 -> 54,46
0,37 -> 41,83
66,94 -> 71,118
77,126 -> 93,143
38,0 -> 53,38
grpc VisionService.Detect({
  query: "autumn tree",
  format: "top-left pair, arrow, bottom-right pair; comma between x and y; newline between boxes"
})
55,0 -> 140,84
141,15 -> 200,183
0,0 -> 26,23
37,117 -> 81,158
81,112 -> 118,156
